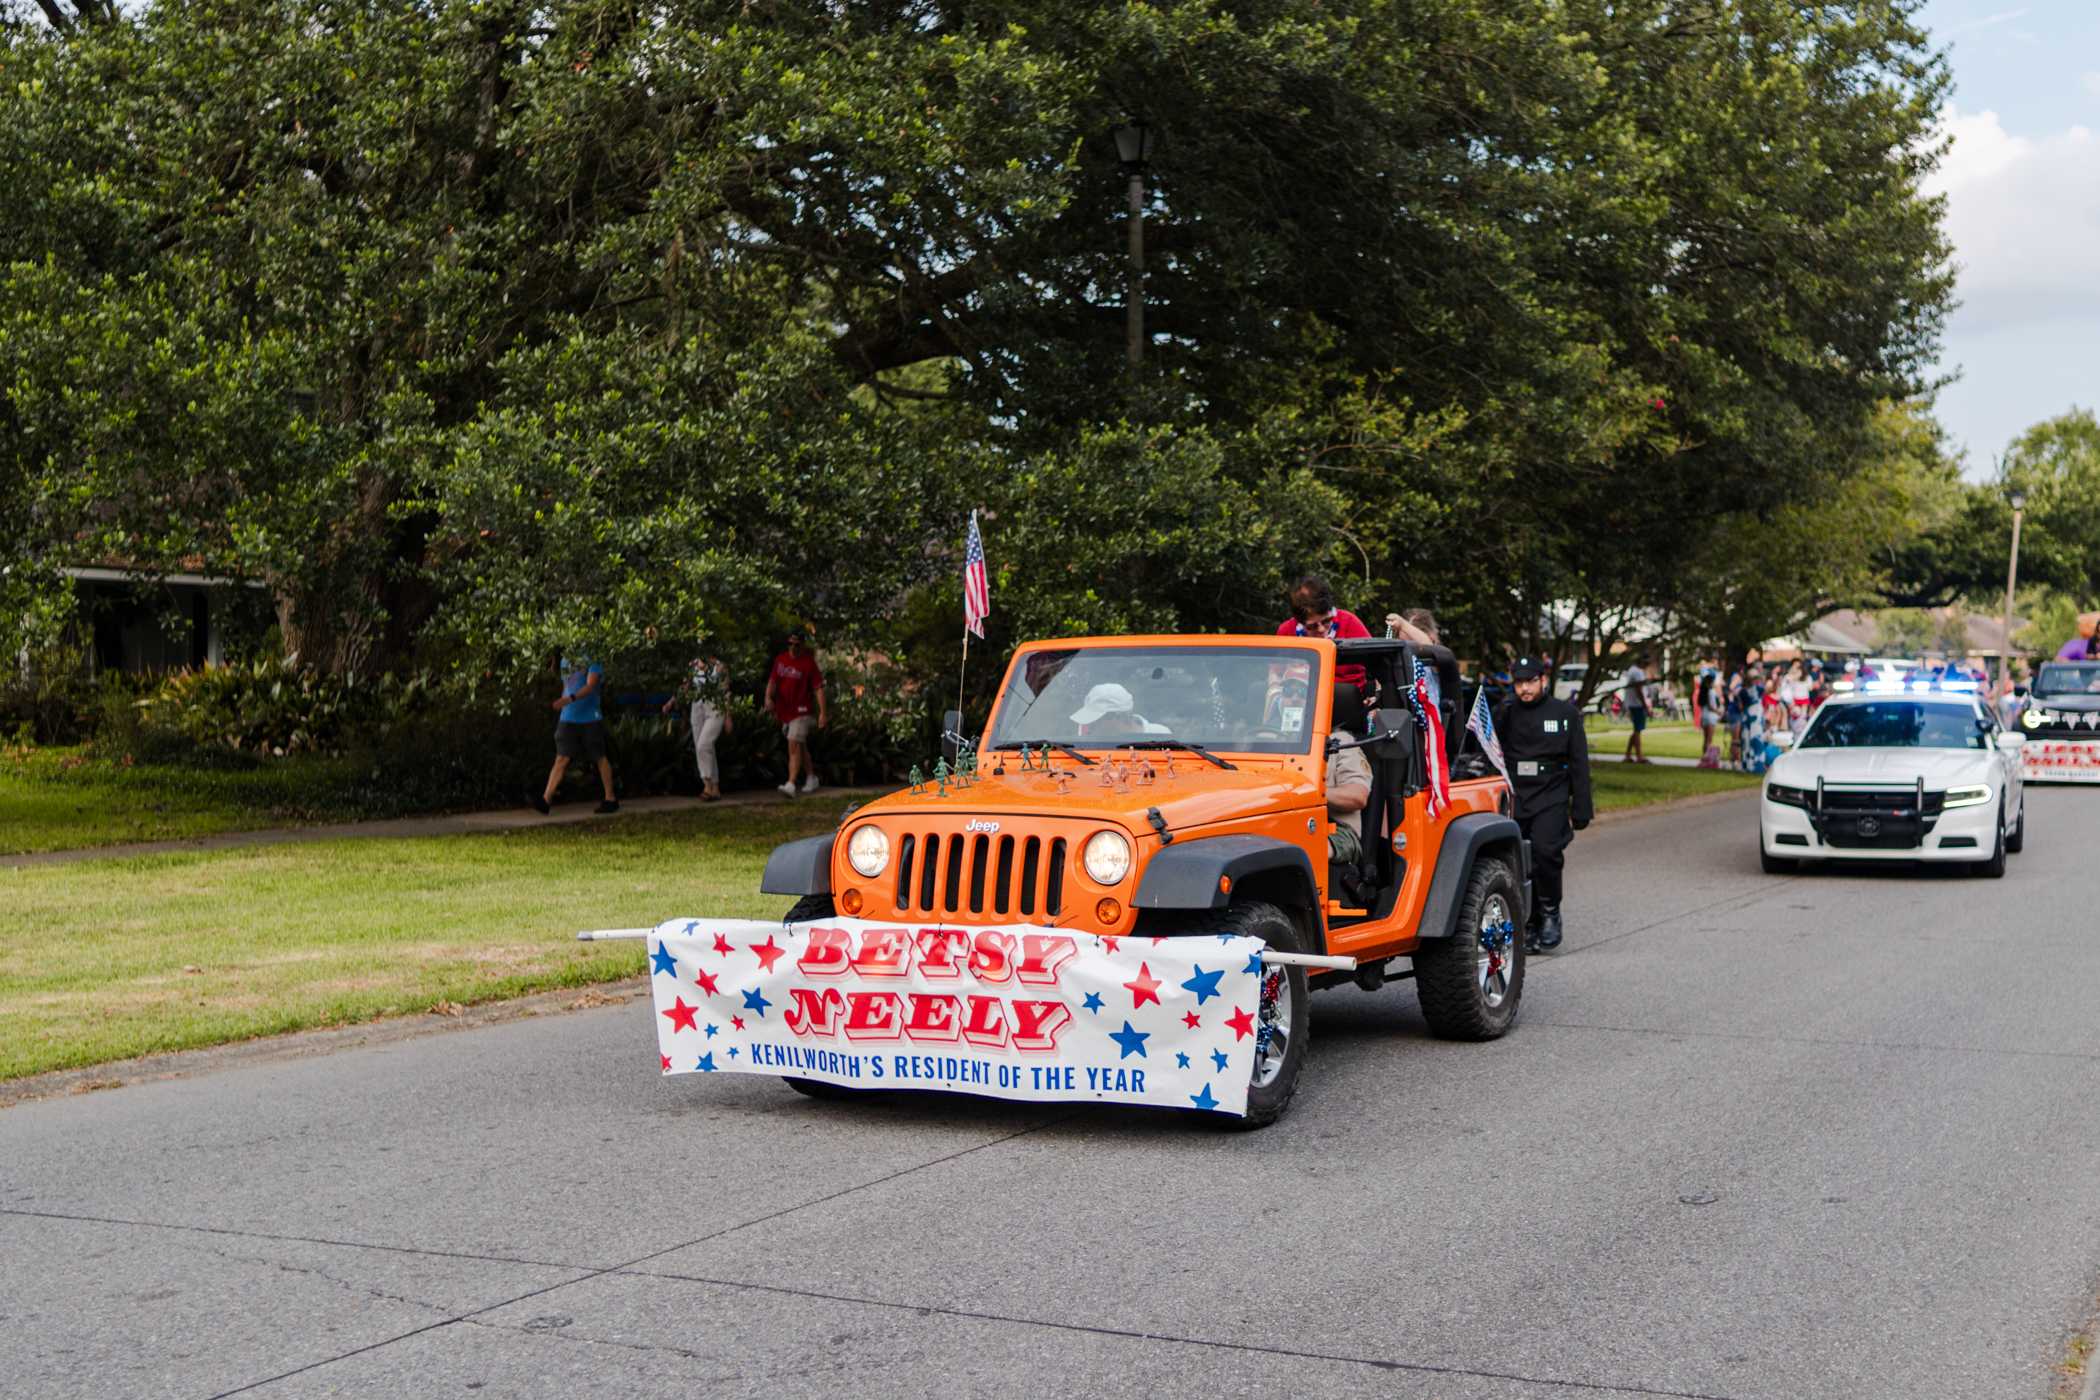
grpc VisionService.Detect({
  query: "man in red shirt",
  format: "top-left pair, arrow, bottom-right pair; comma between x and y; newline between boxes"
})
1277,575 -> 1374,689
764,628 -> 828,797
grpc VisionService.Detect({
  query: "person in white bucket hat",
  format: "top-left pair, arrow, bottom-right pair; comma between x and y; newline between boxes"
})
1070,682 -> 1168,736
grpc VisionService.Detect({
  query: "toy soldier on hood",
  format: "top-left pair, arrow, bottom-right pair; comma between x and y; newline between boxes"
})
1495,656 -> 1593,952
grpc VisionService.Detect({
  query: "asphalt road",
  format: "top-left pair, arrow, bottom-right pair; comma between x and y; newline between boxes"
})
6,787 -> 2100,1400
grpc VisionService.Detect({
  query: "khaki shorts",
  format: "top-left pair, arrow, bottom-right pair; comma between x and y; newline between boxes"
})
784,714 -> 816,743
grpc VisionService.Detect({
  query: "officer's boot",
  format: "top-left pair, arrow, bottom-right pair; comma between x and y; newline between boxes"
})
1534,901 -> 1564,952
1523,902 -> 1544,954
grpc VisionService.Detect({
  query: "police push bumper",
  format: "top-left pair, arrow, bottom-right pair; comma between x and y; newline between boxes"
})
582,918 -> 1354,1118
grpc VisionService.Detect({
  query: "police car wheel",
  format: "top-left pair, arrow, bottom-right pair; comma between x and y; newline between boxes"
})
2005,801 -> 2025,854
1415,857 -> 1525,1041
1971,802 -> 2007,879
776,895 -> 862,1102
1760,847 -> 1796,875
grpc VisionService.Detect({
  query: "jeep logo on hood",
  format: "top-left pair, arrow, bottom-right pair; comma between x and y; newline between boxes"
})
964,818 -> 1002,834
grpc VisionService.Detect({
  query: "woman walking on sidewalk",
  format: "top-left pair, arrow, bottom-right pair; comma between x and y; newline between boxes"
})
664,652 -> 732,801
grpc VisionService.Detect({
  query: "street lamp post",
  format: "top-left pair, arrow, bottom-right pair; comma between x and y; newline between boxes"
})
2002,488 -> 2027,694
1112,121 -> 1156,372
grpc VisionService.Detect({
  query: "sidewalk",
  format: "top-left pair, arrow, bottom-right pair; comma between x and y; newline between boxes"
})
4,784 -> 888,871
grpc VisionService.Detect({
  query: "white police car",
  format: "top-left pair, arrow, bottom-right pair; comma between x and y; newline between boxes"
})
1759,682 -> 2026,877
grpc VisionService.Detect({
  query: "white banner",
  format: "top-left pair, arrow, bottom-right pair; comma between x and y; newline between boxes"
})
646,918 -> 1266,1116
2024,739 -> 2100,783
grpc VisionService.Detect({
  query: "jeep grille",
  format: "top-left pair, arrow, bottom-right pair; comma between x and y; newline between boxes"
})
893,831 -> 1068,919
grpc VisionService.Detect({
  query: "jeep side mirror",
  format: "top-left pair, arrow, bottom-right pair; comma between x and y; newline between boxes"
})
942,709 -> 965,765
1369,708 -> 1417,766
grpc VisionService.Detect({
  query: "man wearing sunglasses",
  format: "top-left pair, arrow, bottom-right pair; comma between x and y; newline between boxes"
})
1277,575 -> 1374,688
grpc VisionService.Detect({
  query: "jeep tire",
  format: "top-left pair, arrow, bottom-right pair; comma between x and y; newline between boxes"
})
1414,857 -> 1525,1041
775,895 -> 860,1102
1134,900 -> 1311,1129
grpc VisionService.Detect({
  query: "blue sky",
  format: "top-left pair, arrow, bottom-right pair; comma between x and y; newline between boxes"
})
1918,0 -> 2100,472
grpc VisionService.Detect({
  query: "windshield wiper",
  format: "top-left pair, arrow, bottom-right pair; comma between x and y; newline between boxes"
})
990,739 -> 1096,766
1112,740 -> 1237,770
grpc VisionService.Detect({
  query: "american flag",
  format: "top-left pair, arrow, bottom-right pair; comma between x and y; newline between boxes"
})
962,510 -> 991,639
1466,683 -> 1511,786
1409,651 -> 1451,819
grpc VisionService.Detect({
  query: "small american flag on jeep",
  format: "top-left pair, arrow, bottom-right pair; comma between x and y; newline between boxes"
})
1410,652 -> 1451,819
962,510 -> 991,639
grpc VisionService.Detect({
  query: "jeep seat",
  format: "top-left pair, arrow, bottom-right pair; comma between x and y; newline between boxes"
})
1329,683 -> 1378,908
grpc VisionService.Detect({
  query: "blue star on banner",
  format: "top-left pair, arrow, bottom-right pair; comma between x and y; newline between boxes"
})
741,986 -> 772,1019
682,919 -> 699,935
1243,952 -> 1264,976
1211,1049 -> 1230,1073
1189,1083 -> 1220,1112
696,1052 -> 716,1072
1180,965 -> 1225,1005
1082,991 -> 1104,1014
703,1023 -> 719,1039
1109,1021 -> 1150,1059
649,944 -> 680,978
1176,1052 -> 1191,1069
1216,932 -> 1235,945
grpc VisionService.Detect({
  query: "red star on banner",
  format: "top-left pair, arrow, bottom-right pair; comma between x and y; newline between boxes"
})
1099,934 -> 1122,954
662,997 -> 699,1033
731,1015 -> 746,1031
659,1053 -> 672,1071
693,967 -> 720,997
1124,962 -> 1163,1008
712,932 -> 733,957
1151,936 -> 1168,945
750,935 -> 786,973
1225,1006 -> 1256,1041
1182,1011 -> 1202,1030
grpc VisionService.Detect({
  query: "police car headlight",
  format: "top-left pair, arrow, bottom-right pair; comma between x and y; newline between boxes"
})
846,825 -> 891,877
1765,782 -> 1814,809
1942,785 -> 1992,809
1083,830 -> 1133,886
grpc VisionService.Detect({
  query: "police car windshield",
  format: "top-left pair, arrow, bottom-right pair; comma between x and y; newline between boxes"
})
987,645 -> 1322,756
1798,701 -> 1986,750
2034,663 -> 2100,696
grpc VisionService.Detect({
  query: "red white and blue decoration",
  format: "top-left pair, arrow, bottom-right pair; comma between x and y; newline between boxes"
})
1465,683 -> 1510,786
962,510 -> 992,640
1410,652 -> 1451,818
646,918 -> 1264,1115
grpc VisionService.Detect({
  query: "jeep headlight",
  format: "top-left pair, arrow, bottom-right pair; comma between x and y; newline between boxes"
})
1082,830 -> 1133,886
1942,784 -> 1992,809
846,825 -> 891,877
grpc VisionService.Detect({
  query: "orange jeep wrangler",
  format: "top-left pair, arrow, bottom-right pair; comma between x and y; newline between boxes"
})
761,634 -> 1530,1126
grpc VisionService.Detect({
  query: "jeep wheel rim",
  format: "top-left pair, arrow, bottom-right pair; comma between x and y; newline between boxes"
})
1251,967 -> 1291,1090
1477,894 -> 1516,1009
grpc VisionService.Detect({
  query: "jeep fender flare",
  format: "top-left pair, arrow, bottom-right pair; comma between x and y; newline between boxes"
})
760,834 -> 834,897
1133,834 -> 1321,929
1414,814 -> 1531,939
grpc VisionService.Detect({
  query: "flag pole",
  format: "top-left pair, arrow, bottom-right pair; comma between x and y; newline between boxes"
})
955,627 -> 969,742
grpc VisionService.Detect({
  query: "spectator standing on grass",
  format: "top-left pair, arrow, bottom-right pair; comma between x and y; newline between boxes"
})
531,653 -> 618,815
765,628 -> 827,798
1618,654 -> 1652,763
663,651 -> 731,802
1695,670 -> 1721,766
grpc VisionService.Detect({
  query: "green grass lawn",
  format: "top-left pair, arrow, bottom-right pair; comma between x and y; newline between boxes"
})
2,765 -> 1756,1082
0,799 -> 846,1080
0,745 -> 383,855
1590,761 -> 1757,812
1588,717 -> 1711,761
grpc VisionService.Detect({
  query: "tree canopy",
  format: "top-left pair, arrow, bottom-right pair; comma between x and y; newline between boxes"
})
1,0 -> 1961,695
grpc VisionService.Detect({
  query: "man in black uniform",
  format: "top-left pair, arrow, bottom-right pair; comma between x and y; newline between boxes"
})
1496,656 -> 1593,953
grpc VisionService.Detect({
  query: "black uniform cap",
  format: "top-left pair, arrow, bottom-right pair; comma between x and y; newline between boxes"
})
1510,655 -> 1550,681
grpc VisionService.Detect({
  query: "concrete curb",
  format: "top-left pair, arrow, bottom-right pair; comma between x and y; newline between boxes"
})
0,977 -> 652,1110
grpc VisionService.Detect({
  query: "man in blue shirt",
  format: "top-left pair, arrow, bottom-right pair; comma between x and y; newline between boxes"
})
530,654 -> 619,815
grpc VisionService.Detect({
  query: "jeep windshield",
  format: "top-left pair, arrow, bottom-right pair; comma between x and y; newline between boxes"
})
2034,663 -> 2100,696
1798,701 -> 1986,750
987,645 -> 1324,756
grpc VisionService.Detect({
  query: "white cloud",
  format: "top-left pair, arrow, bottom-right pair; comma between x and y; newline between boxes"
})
1945,7 -> 2028,36
1928,105 -> 2100,336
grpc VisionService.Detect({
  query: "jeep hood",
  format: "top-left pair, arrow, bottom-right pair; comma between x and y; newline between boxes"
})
854,762 -> 1321,833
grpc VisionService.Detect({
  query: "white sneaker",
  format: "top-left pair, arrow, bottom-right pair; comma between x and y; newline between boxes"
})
777,781 -> 798,798
800,775 -> 821,794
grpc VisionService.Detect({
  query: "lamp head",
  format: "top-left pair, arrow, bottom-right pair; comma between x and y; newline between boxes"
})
1112,121 -> 1156,168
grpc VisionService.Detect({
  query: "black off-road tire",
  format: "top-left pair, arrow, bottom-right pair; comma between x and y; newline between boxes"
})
1972,802 -> 2007,879
776,894 -> 859,1102
1135,900 -> 1312,1130
1760,846 -> 1796,875
1414,857 -> 1525,1041
2005,800 -> 2025,854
